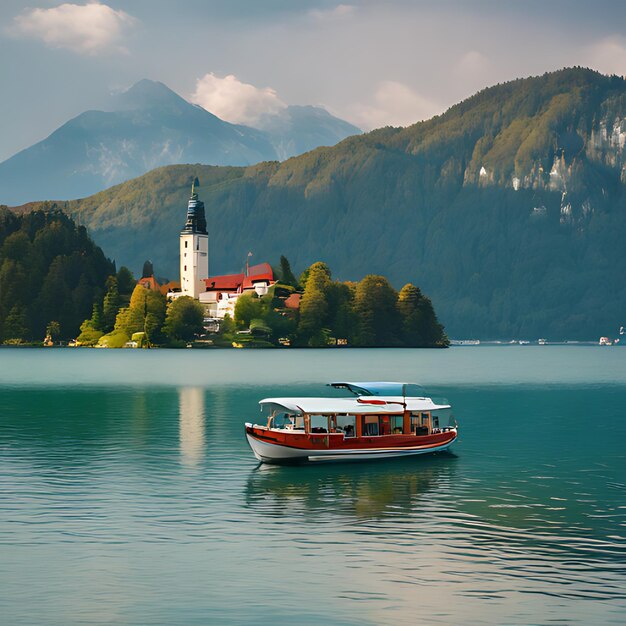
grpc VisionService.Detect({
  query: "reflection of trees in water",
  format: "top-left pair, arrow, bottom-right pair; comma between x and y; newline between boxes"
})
245,454 -> 458,521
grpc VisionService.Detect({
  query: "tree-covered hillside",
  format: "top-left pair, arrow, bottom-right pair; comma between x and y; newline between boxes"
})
0,209 -> 115,342
19,68 -> 626,339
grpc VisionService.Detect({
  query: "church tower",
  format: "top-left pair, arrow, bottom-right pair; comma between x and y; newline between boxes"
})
180,178 -> 208,298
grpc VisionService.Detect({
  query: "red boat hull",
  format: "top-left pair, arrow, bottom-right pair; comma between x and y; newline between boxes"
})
245,425 -> 457,464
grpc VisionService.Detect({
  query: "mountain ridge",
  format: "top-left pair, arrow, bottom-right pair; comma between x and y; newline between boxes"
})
11,67 -> 626,339
0,79 -> 361,205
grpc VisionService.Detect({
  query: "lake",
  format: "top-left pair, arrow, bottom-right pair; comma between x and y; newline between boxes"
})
1,346 -> 625,625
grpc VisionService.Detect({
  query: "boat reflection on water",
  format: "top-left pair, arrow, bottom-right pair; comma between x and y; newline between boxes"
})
244,453 -> 458,521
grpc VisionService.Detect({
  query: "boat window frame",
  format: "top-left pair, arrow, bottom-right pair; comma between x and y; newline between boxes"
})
389,414 -> 404,434
335,414 -> 357,438
308,414 -> 331,434
362,414 -> 380,436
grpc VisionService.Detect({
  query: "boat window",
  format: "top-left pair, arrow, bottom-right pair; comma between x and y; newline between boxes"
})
336,415 -> 356,437
363,415 -> 379,436
271,413 -> 296,429
390,415 -> 404,434
411,413 -> 429,435
309,414 -> 329,434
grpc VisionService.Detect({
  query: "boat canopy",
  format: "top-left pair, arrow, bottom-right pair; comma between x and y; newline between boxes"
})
329,381 -> 426,397
259,396 -> 450,415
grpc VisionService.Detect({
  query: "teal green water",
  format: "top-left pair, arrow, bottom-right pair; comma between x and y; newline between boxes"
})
1,347 -> 625,625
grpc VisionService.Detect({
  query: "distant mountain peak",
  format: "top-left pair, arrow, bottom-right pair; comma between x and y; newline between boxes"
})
0,78 -> 361,205
109,79 -> 190,112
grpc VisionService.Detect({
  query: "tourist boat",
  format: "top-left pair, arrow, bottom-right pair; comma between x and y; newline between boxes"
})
244,382 -> 458,464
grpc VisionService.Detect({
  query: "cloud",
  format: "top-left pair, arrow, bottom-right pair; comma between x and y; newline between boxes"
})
584,36 -> 626,76
456,50 -> 490,76
12,2 -> 134,55
309,4 -> 356,21
348,81 -> 441,130
190,73 -> 286,126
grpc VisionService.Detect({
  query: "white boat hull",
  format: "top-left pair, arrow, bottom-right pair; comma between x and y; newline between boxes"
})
245,430 -> 457,465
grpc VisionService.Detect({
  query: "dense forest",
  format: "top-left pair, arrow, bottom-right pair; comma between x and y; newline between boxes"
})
17,68 -> 626,339
75,256 -> 448,349
226,258 -> 447,348
0,209 -> 115,342
0,207 -> 446,347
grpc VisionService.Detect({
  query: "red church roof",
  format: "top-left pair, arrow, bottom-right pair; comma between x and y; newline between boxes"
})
204,263 -> 274,293
247,262 -> 273,277
205,273 -> 245,291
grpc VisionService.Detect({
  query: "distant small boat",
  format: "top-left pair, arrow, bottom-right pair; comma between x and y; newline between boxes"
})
599,337 -> 613,346
450,339 -> 480,346
538,338 -> 547,345
245,382 -> 458,465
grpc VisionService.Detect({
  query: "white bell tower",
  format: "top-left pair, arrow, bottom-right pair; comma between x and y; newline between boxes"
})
180,178 -> 209,299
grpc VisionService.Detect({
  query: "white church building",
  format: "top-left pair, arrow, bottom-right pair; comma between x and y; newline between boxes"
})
168,179 -> 275,320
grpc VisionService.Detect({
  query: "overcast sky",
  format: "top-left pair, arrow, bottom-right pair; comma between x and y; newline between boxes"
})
2,0 -> 626,161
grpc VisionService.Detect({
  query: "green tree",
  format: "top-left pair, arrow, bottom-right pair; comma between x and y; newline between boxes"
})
88,302 -> 103,332
76,318 -> 103,346
354,275 -> 401,346
299,261 -> 330,291
3,305 -> 30,342
298,262 -> 332,343
234,293 -> 263,328
398,284 -> 448,347
113,306 -> 144,337
36,257 -> 73,338
326,282 -> 356,342
46,320 -> 61,341
102,276 -> 120,331
220,313 -> 235,335
116,266 -> 136,295
163,296 -> 205,341
250,318 -> 272,337
0,258 -> 29,322
110,283 -> 166,342
144,312 -> 161,345
279,255 -> 298,287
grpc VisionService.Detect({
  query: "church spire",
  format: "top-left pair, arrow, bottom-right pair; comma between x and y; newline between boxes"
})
182,177 -> 207,235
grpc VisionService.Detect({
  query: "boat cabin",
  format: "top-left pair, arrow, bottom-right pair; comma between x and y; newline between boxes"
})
260,389 -> 453,440
266,410 -> 441,437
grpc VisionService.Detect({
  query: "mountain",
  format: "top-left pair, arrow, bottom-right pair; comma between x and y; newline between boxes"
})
255,105 -> 362,160
0,80 -> 361,205
13,68 -> 626,340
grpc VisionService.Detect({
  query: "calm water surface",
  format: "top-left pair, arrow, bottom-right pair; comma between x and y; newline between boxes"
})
1,346 -> 625,625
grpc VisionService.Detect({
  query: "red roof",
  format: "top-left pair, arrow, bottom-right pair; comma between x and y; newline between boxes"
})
160,280 -> 180,295
284,293 -> 301,309
204,273 -> 245,291
138,275 -> 160,291
204,263 -> 274,292
247,262 -> 273,278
